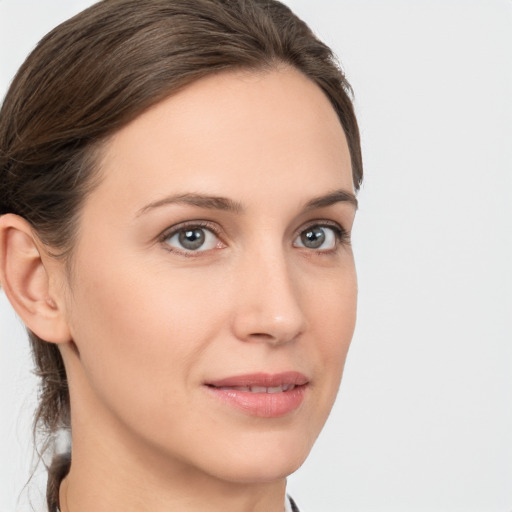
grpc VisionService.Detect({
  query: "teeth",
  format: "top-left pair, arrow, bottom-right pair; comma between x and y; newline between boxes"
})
219,386 -> 250,391
216,384 -> 298,393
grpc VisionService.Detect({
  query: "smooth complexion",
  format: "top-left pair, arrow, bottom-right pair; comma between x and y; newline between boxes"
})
3,67 -> 357,512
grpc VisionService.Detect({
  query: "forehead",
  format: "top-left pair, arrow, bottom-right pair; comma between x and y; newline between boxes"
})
91,67 -> 353,213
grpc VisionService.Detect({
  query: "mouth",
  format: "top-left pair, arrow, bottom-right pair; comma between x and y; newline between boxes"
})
204,372 -> 309,418
208,384 -> 299,393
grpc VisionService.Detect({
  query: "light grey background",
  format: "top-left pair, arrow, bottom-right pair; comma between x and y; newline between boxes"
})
1,1 -> 511,511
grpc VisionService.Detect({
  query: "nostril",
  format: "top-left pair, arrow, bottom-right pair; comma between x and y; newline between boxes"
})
246,329 -> 302,346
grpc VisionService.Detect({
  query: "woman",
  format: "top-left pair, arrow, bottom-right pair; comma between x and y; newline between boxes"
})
0,1 -> 362,511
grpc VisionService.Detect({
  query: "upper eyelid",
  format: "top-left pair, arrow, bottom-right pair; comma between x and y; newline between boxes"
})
296,220 -> 352,250
159,218 -> 345,234
156,218 -> 349,249
294,219 -> 347,236
158,221 -> 225,256
158,220 -> 222,241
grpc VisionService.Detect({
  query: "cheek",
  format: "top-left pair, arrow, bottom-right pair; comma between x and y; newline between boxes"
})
307,258 -> 357,344
306,264 -> 357,403
65,250 -> 226,421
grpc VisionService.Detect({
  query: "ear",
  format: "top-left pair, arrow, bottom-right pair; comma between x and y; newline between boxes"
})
0,214 -> 71,344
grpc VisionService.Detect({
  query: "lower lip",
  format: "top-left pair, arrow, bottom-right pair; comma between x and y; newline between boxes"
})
205,385 -> 307,418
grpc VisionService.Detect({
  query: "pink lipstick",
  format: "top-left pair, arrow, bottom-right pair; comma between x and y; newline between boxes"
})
204,372 -> 308,418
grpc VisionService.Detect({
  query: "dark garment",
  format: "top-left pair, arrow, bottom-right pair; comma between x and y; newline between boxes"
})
288,495 -> 300,512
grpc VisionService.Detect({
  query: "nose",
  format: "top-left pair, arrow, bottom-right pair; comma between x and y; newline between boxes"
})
230,247 -> 306,346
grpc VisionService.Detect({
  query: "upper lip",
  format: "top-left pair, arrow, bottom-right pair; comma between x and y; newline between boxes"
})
205,371 -> 309,388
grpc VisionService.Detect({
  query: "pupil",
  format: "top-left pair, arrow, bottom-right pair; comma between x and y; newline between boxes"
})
302,227 -> 325,248
179,229 -> 205,250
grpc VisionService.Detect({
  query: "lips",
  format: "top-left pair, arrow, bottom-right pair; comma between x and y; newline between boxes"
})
204,372 -> 309,418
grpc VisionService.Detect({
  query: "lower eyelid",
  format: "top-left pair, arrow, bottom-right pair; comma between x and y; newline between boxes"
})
159,222 -> 223,251
159,222 -> 349,254
172,229 -> 217,249
295,224 -> 352,253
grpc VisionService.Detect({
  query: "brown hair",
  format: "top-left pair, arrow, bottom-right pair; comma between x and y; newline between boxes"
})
0,0 -> 362,509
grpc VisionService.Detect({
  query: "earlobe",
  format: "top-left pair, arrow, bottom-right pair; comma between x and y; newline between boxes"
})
0,214 -> 71,344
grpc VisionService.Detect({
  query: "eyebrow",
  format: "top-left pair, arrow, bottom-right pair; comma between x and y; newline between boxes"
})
304,189 -> 358,211
137,188 -> 357,217
137,193 -> 243,216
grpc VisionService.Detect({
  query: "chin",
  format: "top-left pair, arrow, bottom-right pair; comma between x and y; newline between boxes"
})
194,425 -> 317,485
211,455 -> 307,485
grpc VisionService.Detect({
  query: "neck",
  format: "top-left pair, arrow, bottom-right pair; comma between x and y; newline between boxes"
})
60,469 -> 287,512
60,358 -> 288,512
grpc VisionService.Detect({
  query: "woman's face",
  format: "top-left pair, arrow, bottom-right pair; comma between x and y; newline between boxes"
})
60,67 -> 357,484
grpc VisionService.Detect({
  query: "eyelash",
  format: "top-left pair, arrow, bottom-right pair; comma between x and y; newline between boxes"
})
159,220 -> 223,257
295,221 -> 351,253
158,220 -> 350,256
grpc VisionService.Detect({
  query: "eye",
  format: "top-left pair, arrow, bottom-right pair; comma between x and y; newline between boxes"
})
293,225 -> 340,251
164,225 -> 221,252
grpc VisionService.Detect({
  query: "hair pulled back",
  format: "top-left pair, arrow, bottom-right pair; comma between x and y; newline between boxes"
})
0,1 -> 362,509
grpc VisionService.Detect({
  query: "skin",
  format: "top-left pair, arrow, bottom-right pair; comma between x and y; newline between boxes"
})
0,67 -> 357,512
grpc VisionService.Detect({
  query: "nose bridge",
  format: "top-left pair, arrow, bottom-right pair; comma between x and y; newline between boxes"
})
231,236 -> 306,344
